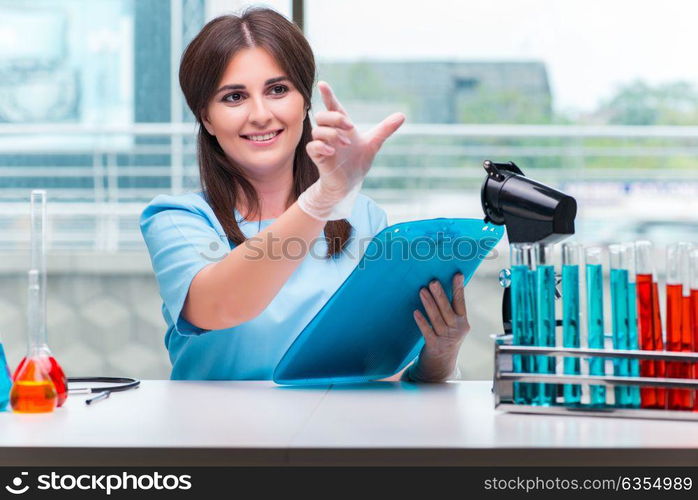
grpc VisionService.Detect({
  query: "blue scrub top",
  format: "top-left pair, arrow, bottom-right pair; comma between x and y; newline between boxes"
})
139,191 -> 388,380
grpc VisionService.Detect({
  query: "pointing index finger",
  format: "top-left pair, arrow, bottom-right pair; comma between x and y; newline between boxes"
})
318,81 -> 346,114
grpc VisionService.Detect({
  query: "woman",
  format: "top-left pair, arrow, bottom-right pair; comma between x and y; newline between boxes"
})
139,8 -> 469,381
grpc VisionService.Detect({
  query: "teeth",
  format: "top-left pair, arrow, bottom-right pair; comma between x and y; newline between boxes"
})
247,131 -> 279,141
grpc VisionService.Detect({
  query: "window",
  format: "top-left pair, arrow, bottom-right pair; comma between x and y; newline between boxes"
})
1,1 -> 696,381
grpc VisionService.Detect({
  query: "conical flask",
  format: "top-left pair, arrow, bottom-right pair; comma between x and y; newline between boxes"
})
11,270 -> 57,412
11,190 -> 67,411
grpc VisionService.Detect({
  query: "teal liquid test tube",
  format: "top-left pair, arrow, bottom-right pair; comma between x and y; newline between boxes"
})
534,243 -> 556,406
585,246 -> 606,406
562,242 -> 582,405
609,244 -> 631,407
0,341 -> 10,411
510,242 -> 538,405
621,243 -> 641,408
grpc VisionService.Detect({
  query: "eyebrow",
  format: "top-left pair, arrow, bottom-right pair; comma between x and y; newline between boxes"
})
216,76 -> 289,94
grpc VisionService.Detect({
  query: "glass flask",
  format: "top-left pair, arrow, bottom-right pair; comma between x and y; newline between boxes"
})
11,190 -> 67,411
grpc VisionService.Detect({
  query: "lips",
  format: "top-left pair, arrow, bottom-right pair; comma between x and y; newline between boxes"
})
241,129 -> 283,143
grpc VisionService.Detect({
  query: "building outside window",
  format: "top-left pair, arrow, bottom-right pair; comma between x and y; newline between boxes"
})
1,0 -> 696,380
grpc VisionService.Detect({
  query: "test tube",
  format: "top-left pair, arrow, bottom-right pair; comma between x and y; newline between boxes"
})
609,244 -> 631,407
561,242 -> 582,405
510,243 -> 538,405
690,248 -> 698,411
0,338 -> 9,411
636,241 -> 666,409
535,243 -> 556,406
666,242 -> 693,410
621,242 -> 641,408
585,246 -> 606,406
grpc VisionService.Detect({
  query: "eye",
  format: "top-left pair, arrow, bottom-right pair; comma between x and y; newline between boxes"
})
269,84 -> 288,96
222,92 -> 244,103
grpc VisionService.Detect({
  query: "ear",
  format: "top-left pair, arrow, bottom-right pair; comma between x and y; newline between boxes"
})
201,109 -> 215,136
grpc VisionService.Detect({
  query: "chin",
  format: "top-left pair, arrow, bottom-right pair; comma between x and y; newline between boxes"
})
237,154 -> 292,173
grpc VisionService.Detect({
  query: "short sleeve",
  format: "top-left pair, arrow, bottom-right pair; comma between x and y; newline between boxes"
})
367,198 -> 388,236
139,194 -> 229,336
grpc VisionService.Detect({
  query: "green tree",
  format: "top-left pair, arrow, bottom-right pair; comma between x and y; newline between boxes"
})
596,80 -> 698,125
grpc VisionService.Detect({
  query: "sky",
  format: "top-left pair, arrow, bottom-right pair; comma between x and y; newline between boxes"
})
280,0 -> 698,114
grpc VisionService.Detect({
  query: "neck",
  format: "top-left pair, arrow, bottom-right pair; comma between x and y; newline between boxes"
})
237,158 -> 294,221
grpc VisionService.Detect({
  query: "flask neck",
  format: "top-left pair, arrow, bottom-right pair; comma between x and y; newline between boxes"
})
27,268 -> 49,351
27,342 -> 51,358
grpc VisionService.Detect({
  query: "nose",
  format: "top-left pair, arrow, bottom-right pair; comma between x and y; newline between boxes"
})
248,95 -> 273,128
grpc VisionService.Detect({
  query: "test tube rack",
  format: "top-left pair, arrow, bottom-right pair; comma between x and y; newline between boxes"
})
493,334 -> 698,421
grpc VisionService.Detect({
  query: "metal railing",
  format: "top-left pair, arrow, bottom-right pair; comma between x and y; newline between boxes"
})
0,123 -> 697,252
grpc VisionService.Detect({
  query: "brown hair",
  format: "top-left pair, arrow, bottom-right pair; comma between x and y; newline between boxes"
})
179,8 -> 352,258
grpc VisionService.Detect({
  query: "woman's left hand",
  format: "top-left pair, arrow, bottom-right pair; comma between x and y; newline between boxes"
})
409,272 -> 470,382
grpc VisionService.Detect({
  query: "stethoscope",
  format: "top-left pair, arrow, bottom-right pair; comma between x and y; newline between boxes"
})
67,377 -> 140,405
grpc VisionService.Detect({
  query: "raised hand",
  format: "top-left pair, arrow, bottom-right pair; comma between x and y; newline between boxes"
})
307,81 -> 405,196
298,81 -> 405,221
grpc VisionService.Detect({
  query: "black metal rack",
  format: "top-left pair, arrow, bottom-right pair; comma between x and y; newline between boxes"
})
493,336 -> 698,421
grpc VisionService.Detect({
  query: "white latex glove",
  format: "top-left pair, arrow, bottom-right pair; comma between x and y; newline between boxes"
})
298,81 -> 405,221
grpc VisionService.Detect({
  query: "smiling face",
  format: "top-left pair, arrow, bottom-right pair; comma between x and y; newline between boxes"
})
202,47 -> 307,180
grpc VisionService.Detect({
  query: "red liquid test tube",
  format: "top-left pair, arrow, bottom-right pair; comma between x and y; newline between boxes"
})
666,243 -> 693,410
690,248 -> 698,411
635,241 -> 665,409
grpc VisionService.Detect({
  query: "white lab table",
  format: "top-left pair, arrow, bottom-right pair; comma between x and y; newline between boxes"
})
0,381 -> 696,466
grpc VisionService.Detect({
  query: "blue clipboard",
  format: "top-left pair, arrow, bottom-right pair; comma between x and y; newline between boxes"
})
273,218 -> 504,385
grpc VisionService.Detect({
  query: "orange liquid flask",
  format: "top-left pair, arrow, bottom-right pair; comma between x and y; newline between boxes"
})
13,355 -> 67,407
11,270 -> 57,413
11,190 -> 67,411
11,357 -> 57,413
